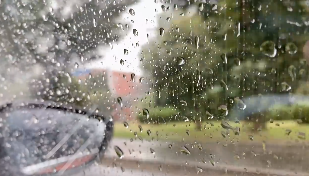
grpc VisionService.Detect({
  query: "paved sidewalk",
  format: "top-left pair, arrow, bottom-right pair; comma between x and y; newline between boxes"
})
103,138 -> 309,176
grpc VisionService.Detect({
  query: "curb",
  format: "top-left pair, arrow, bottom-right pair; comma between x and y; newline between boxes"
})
102,156 -> 309,176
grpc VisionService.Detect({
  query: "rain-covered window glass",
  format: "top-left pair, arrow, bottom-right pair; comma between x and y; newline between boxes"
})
1,0 -> 309,176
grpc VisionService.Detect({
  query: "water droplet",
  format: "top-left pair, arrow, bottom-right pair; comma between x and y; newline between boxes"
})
129,8 -> 135,16
285,42 -> 298,54
288,65 -> 296,81
196,167 -> 203,173
206,111 -> 214,120
212,4 -> 218,10
174,4 -> 178,10
299,69 -> 306,77
161,5 -> 167,11
221,131 -> 228,138
120,59 -> 125,65
234,127 -> 240,135
117,97 -> 123,107
168,144 -> 173,149
143,108 -> 150,119
221,120 -> 233,130
298,132 -> 306,140
139,77 -> 144,83
150,148 -> 155,154
186,130 -> 190,136
131,73 -> 135,81
180,146 -> 191,155
180,100 -> 187,106
234,58 -> 241,66
260,41 -> 277,57
74,62 -> 79,68
249,135 -> 254,141
121,166 -> 125,172
124,49 -> 129,55
133,29 -> 138,36
221,54 -> 227,64
177,57 -> 185,65
220,80 -> 228,90
123,121 -> 129,128
198,3 -> 204,11
210,160 -> 215,166
147,129 -> 151,136
93,19 -> 97,27
271,68 -> 276,74
159,28 -> 165,36
285,129 -> 292,135
218,105 -> 228,116
234,97 -> 246,110
281,82 -> 291,91
138,125 -> 143,132
114,146 -> 124,159
195,36 -> 199,49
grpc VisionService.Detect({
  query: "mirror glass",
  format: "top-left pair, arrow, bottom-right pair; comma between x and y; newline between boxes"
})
0,104 -> 107,176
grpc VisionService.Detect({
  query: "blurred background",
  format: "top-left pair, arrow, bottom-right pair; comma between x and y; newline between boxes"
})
1,0 -> 309,175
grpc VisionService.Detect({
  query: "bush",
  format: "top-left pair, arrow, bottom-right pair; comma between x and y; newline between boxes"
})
267,105 -> 294,121
138,107 -> 179,124
292,104 -> 309,123
266,103 -> 309,123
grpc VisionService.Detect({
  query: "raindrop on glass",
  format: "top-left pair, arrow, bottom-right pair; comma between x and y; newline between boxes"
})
159,28 -> 165,36
234,97 -> 246,110
138,125 -> 143,132
139,77 -> 144,83
249,135 -> 254,141
220,80 -> 228,90
114,146 -> 124,159
281,82 -> 291,91
147,129 -> 151,136
198,3 -> 204,11
177,57 -> 185,65
150,148 -> 155,154
143,108 -> 150,119
196,167 -> 203,173
124,49 -> 129,55
129,8 -> 135,16
221,120 -> 234,130
117,97 -> 123,107
234,127 -> 240,135
74,62 -> 79,68
123,121 -> 129,128
260,41 -> 277,57
180,100 -> 187,106
218,105 -> 228,116
195,36 -> 199,49
133,29 -> 138,36
298,132 -> 306,140
131,73 -> 135,82
285,42 -> 298,54
120,59 -> 125,65
180,146 -> 191,155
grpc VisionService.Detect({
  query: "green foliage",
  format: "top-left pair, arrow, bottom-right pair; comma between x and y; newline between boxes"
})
138,107 -> 179,124
267,103 -> 309,123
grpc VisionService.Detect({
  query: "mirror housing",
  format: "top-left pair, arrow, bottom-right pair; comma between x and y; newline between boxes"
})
0,101 -> 113,176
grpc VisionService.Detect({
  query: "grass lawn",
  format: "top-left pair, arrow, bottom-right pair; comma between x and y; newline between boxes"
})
113,120 -> 309,144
